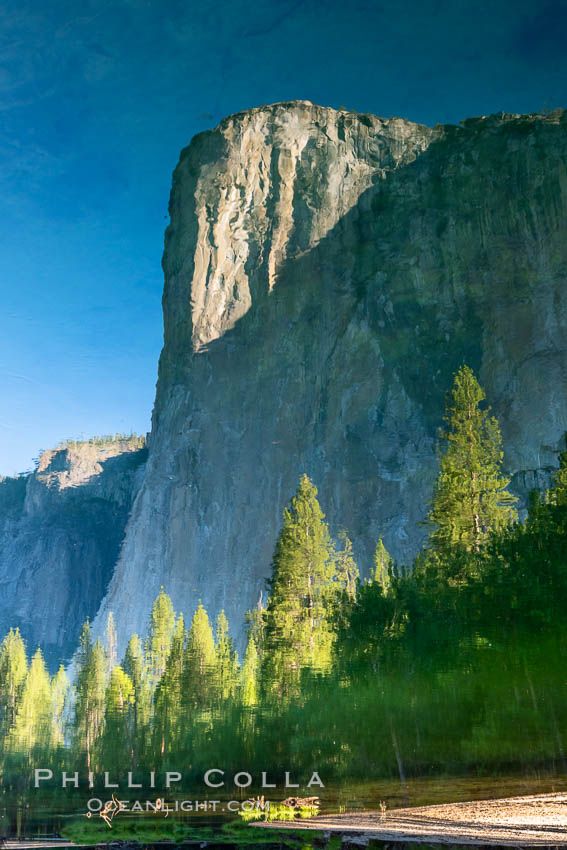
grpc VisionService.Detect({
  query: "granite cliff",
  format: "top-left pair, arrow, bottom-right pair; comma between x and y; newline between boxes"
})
2,101 -> 567,659
91,101 -> 567,653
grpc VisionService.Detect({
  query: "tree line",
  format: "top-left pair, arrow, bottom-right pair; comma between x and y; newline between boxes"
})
2,365 -> 567,794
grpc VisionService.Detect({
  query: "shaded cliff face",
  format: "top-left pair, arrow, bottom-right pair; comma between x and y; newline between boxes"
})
0,439 -> 146,667
93,102 -> 567,650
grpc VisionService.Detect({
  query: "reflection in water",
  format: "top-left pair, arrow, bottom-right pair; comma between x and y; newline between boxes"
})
3,372 -> 567,843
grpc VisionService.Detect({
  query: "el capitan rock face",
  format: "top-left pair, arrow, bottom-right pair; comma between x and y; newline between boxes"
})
2,102 -> 566,658
89,102 -> 567,652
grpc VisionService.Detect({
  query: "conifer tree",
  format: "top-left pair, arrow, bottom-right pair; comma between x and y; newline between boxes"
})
101,667 -> 135,771
546,438 -> 567,532
9,648 -> 54,757
146,588 -> 176,689
105,612 -> 118,678
334,533 -> 359,600
77,619 -> 92,665
427,365 -> 517,558
263,474 -> 337,686
183,603 -> 217,710
241,637 -> 258,707
124,634 -> 146,697
328,534 -> 360,634
73,623 -> 107,771
0,628 -> 27,740
51,665 -> 70,747
215,611 -> 239,701
106,666 -> 135,718
552,444 -> 567,505
154,613 -> 185,756
124,633 -> 149,756
371,539 -> 393,595
245,595 -> 266,661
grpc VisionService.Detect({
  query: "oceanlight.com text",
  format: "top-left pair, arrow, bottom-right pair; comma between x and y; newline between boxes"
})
86,798 -> 268,813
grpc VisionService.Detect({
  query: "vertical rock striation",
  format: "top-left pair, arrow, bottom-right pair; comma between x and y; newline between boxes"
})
91,102 -> 567,652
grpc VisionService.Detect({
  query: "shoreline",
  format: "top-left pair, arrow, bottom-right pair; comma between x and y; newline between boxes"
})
253,792 -> 567,846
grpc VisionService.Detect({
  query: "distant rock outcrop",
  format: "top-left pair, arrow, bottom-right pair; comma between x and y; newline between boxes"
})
0,438 -> 146,666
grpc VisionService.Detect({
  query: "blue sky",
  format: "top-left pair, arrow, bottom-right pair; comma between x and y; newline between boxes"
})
1,0 -> 566,475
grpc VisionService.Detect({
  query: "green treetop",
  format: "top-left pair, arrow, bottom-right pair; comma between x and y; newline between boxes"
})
123,633 -> 150,750
124,633 -> 146,694
51,665 -> 70,747
9,648 -> 54,758
106,666 -> 135,710
101,666 -> 135,772
427,365 -> 517,558
153,613 -> 185,756
241,637 -> 259,707
371,538 -> 393,595
0,628 -> 28,739
547,438 -> 567,516
263,474 -> 338,686
245,595 -> 266,661
73,624 -> 107,772
215,611 -> 239,701
105,612 -> 118,678
146,588 -> 176,688
554,448 -> 567,502
183,603 -> 217,709
334,533 -> 359,600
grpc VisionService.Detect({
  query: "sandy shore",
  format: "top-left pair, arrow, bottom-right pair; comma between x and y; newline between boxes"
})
254,792 -> 567,846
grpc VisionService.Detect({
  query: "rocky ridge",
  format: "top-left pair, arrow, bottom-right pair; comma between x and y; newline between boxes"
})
0,438 -> 147,665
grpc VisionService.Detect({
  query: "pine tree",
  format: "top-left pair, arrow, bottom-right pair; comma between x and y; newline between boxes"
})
546,438 -> 567,531
183,603 -> 217,710
371,539 -> 393,595
146,588 -> 176,689
9,648 -> 54,757
154,613 -> 185,756
334,533 -> 359,600
427,365 -> 517,558
124,634 -> 146,696
73,623 -> 107,771
107,667 -> 135,715
105,612 -> 118,678
101,666 -> 135,772
215,611 -> 239,701
0,628 -> 27,741
241,637 -> 259,707
553,445 -> 567,505
328,534 -> 360,634
263,474 -> 337,686
123,633 -> 149,758
525,437 -> 567,543
51,665 -> 70,747
245,594 -> 266,661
